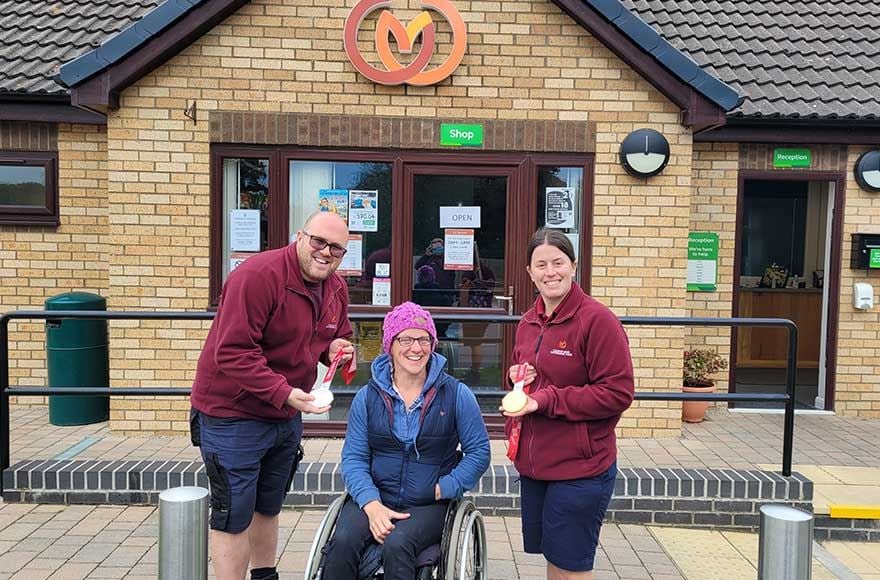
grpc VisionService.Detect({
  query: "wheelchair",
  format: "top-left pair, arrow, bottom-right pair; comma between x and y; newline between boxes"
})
304,492 -> 488,580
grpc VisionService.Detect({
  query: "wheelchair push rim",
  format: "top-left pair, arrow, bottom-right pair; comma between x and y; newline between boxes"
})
304,493 -> 347,580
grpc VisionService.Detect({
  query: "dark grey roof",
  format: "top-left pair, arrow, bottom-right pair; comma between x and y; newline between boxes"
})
2,0 -> 877,121
581,0 -> 740,110
625,0 -> 880,120
0,0 -> 161,95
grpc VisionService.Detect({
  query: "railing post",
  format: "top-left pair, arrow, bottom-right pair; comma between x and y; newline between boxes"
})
758,504 -> 812,579
159,486 -> 210,580
1,314 -> 10,498
782,322 -> 798,476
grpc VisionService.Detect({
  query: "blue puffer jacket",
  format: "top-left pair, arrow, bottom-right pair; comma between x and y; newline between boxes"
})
342,352 -> 490,510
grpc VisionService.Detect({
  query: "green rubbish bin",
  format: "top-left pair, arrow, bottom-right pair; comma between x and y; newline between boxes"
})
45,292 -> 110,426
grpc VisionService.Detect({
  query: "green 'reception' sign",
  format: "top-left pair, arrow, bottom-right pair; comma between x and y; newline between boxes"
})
687,232 -> 719,292
773,148 -> 811,168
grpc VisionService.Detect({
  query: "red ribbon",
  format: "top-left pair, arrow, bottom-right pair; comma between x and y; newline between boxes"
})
506,364 -> 530,462
321,348 -> 357,387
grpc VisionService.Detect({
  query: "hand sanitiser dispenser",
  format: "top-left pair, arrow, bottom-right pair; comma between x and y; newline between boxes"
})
853,283 -> 874,310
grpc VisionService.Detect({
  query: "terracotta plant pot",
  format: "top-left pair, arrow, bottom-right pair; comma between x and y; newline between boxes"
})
681,381 -> 716,423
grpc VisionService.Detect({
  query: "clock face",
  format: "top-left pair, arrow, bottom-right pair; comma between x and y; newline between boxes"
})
855,150 -> 880,192
619,129 -> 670,178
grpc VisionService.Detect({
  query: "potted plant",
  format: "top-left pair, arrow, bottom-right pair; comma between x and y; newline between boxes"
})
682,348 -> 728,423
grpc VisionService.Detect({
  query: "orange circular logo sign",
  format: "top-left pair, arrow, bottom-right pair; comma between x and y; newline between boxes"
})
343,0 -> 467,86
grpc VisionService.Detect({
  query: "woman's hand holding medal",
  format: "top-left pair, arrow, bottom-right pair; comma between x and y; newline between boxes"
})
501,363 -> 539,417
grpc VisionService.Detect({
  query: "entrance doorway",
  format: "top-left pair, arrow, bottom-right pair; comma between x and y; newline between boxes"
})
405,166 -> 514,399
733,176 -> 841,410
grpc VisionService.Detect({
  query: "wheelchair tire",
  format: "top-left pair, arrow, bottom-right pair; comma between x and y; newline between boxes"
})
304,492 -> 348,580
442,499 -> 487,580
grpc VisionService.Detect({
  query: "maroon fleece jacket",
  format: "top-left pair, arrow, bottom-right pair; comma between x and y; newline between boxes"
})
191,243 -> 352,421
507,284 -> 634,480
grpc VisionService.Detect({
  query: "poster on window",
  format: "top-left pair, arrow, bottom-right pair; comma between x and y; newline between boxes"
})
372,278 -> 391,306
444,229 -> 475,271
230,209 -> 261,251
337,234 -> 363,276
229,252 -> 255,273
318,189 -> 349,222
348,190 -> 379,232
545,187 -> 575,229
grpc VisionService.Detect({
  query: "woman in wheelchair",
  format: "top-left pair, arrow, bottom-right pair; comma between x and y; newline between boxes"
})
321,302 -> 490,580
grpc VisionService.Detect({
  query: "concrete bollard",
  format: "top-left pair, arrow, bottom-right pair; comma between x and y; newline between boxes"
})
159,486 -> 210,580
758,504 -> 813,580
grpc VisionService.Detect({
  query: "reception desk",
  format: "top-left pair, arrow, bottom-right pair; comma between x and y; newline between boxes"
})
736,288 -> 822,368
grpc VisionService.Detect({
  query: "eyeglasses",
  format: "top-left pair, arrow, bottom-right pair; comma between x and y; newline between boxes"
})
394,336 -> 433,348
302,230 -> 347,258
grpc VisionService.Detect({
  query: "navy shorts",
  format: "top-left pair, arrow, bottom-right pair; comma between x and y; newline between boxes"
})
520,462 -> 617,572
198,413 -> 303,534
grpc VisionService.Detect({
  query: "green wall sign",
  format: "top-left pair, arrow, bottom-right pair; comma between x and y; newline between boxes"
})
871,248 -> 880,269
440,124 -> 483,147
773,148 -> 812,168
687,232 -> 719,292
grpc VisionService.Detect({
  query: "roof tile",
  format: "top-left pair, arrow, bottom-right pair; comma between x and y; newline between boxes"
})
625,0 -> 880,119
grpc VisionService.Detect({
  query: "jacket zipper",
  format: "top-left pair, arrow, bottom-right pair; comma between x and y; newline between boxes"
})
526,323 -> 546,476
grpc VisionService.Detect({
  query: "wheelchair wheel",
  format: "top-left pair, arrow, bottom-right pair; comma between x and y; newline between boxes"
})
442,499 -> 488,580
304,492 -> 348,580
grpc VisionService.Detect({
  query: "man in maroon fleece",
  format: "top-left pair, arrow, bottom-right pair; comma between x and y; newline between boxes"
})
191,211 -> 354,580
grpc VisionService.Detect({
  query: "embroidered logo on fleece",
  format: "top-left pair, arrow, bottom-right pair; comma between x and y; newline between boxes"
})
549,338 -> 573,357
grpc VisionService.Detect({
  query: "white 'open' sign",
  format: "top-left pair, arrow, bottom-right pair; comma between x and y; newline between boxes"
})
439,206 -> 481,229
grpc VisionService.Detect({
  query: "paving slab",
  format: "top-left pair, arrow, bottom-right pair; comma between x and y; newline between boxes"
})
0,501 -> 871,579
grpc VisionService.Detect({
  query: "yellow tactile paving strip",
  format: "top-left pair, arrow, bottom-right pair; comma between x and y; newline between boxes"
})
649,527 -> 838,580
758,464 -> 880,515
823,541 -> 880,579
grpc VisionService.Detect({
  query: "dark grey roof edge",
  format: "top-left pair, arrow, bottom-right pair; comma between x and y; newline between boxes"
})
57,0 -> 202,88
585,0 -> 742,111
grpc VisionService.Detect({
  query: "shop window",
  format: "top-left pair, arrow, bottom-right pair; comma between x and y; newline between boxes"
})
222,158 -> 270,281
536,166 -> 584,283
0,151 -> 58,225
289,160 -> 392,305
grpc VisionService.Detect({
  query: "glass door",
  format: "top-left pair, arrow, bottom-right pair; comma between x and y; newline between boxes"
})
403,165 -> 517,397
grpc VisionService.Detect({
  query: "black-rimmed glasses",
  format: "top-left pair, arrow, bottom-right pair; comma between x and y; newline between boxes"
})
394,336 -> 433,348
302,230 -> 347,258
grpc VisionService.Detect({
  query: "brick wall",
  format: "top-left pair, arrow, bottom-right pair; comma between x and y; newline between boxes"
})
685,143 -> 739,393
2,0 -> 694,435
836,145 -> 880,417
0,123 -> 109,404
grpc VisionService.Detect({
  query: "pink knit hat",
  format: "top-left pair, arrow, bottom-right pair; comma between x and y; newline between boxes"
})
382,301 -> 437,353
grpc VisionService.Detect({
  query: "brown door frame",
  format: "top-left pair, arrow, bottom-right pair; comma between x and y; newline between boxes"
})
730,170 -> 845,411
402,162 -> 523,396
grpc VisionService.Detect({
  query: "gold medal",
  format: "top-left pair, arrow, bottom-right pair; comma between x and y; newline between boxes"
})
501,389 -> 528,413
502,363 -> 529,413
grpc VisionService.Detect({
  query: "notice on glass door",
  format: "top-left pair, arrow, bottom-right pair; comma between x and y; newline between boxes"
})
545,187 -> 575,228
230,209 -> 261,252
687,232 -> 719,292
444,228 -> 475,271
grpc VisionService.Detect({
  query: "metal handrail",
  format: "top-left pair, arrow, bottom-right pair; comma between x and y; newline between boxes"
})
1,310 -> 799,501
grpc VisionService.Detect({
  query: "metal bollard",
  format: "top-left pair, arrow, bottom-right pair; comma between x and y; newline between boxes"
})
758,504 -> 813,580
159,486 -> 210,580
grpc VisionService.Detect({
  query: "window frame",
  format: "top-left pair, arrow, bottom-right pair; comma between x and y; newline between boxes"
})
210,146 -> 594,309
0,150 -> 59,226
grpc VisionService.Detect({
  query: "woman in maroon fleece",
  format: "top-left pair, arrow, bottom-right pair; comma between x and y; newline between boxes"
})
502,228 -> 634,580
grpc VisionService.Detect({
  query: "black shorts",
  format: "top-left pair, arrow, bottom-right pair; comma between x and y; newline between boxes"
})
520,462 -> 617,572
198,413 -> 303,533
